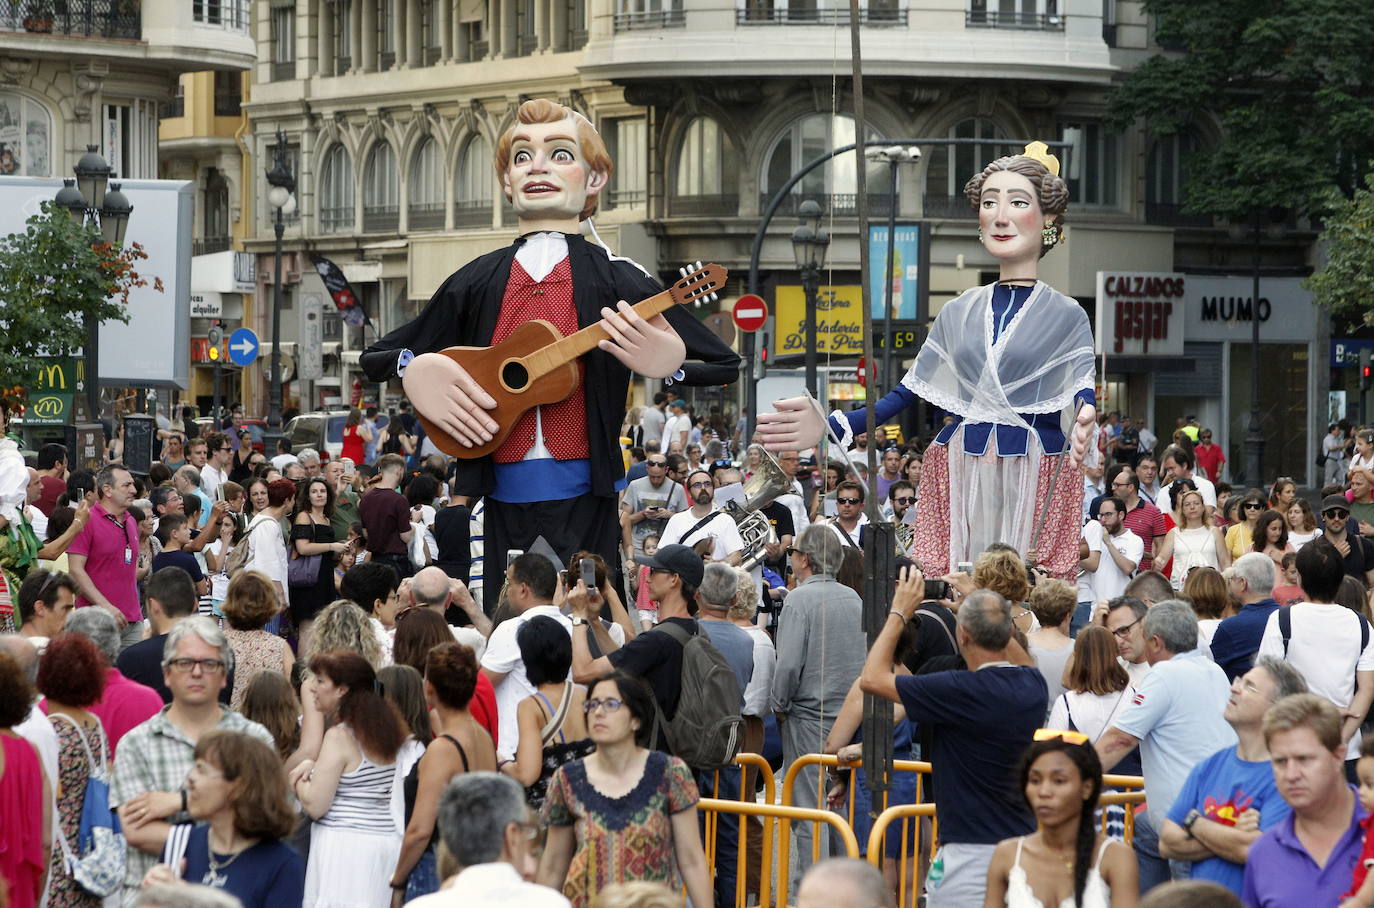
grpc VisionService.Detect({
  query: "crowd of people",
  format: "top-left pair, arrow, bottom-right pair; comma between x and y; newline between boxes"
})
0,390 -> 1371,908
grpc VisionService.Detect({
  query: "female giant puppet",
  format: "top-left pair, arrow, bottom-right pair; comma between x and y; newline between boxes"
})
758,142 -> 1096,578
360,99 -> 739,606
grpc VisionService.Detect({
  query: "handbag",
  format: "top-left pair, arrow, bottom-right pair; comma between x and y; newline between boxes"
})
288,552 -> 322,587
50,714 -> 125,898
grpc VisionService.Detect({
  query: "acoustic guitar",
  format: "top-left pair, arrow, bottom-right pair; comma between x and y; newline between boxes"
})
418,262 -> 728,458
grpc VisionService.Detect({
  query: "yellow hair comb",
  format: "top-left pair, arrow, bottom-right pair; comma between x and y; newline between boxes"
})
1021,140 -> 1060,177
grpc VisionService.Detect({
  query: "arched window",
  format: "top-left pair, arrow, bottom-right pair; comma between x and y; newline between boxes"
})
761,113 -> 891,215
671,117 -> 739,215
363,141 -> 399,232
1145,131 -> 1207,226
319,144 -> 355,234
408,136 -> 444,229
453,135 -> 493,227
0,92 -> 51,177
923,117 -> 1007,218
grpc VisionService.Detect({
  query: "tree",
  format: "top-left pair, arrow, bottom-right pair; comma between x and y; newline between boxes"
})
0,202 -> 161,398
1305,182 -> 1374,323
1106,0 -> 1374,222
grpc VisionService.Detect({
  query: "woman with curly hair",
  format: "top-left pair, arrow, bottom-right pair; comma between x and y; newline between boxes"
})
221,571 -> 294,712
291,650 -> 409,907
306,599 -> 384,669
389,642 -> 496,903
984,733 -> 1137,906
38,633 -> 107,908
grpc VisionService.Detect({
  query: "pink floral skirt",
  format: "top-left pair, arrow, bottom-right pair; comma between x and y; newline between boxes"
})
914,436 -> 1081,580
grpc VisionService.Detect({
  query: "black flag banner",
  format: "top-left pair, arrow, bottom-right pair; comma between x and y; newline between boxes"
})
309,254 -> 368,327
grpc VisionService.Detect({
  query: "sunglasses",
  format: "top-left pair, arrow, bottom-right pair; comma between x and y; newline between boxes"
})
894,496 -> 916,505
1034,728 -> 1089,746
837,497 -> 862,505
647,460 -> 667,467
1326,509 -> 1351,519
1243,503 -> 1262,511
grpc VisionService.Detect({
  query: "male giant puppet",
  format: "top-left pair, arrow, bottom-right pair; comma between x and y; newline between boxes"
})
758,142 -> 1097,578
362,99 -> 739,605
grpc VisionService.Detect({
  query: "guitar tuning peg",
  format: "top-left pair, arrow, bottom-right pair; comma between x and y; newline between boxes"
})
679,266 -> 688,278
695,260 -> 703,270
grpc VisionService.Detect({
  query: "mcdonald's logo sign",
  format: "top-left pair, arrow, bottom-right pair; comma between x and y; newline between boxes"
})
32,396 -> 64,419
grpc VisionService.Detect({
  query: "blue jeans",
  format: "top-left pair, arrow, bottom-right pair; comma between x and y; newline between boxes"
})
1071,601 -> 1094,638
697,767 -> 743,908
405,845 -> 439,902
1132,810 -> 1171,895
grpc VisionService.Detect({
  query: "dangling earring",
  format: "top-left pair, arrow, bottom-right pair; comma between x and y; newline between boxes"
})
1042,223 -> 1059,247
977,228 -> 983,243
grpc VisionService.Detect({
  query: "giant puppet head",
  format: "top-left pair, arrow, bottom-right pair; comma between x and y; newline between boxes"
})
964,141 -> 1070,276
495,99 -> 612,233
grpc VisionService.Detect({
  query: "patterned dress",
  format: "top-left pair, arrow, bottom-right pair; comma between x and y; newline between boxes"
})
224,629 -> 289,712
542,749 -> 699,908
47,716 -> 106,908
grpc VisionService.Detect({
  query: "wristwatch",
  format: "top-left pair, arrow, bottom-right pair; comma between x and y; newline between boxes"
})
1183,808 -> 1203,837
570,617 -> 589,627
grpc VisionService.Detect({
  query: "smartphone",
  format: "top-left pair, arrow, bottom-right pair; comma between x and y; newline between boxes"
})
923,579 -> 950,601
956,561 -> 972,575
580,559 -> 598,590
506,549 -> 524,567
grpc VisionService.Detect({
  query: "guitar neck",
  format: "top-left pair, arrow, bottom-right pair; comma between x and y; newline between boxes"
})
523,288 -> 678,381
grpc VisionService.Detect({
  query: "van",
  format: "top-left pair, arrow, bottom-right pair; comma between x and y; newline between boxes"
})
283,410 -> 350,460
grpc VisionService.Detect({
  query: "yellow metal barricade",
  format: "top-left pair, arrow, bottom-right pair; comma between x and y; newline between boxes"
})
1099,789 -> 1147,845
866,803 -> 938,908
781,754 -> 936,858
706,752 -> 778,805
697,797 -> 860,908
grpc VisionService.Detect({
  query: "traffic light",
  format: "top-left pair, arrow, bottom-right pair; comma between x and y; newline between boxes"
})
208,345 -> 220,362
754,331 -> 769,381
1362,348 -> 1372,391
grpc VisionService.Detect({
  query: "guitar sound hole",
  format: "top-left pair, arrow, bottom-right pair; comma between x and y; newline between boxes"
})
502,360 -> 529,391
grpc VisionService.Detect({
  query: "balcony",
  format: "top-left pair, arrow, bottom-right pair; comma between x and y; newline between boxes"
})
159,96 -> 185,119
213,91 -> 240,116
193,236 -> 232,256
736,6 -> 907,25
408,202 -> 445,230
613,8 -> 683,29
965,9 -> 1064,30
0,0 -> 140,38
760,192 -> 896,217
363,205 -> 399,233
670,194 -> 739,217
922,194 -> 975,219
452,201 -> 492,227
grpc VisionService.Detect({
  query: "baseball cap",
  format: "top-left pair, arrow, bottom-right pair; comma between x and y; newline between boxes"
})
1322,494 -> 1351,515
633,543 -> 704,589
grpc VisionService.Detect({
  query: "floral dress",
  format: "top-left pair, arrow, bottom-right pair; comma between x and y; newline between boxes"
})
46,715 -> 106,908
542,750 -> 699,908
224,629 -> 289,712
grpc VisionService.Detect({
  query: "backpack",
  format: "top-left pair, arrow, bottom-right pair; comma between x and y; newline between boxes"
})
224,514 -> 271,576
49,714 -> 124,898
649,620 -> 743,770
1278,606 -> 1370,694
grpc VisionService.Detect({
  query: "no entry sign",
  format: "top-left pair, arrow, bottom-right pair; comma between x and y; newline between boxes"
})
732,294 -> 769,333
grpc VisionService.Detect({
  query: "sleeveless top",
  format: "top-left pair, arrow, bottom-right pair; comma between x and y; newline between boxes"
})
402,734 -> 469,848
1006,836 -> 1112,908
1170,526 -> 1218,585
316,732 -> 398,834
341,425 -> 366,465
527,684 -> 595,811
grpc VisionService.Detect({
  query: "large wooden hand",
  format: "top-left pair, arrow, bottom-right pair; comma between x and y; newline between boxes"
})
596,300 -> 686,379
402,353 -> 499,449
755,396 -> 827,451
1069,403 -> 1098,468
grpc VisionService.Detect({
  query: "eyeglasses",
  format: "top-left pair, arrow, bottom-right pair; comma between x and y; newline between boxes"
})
1110,617 -> 1142,639
1326,509 -> 1351,519
837,497 -> 862,505
166,658 -> 226,674
1243,503 -> 1262,511
894,497 -> 916,505
689,481 -> 713,489
583,697 -> 624,714
647,460 -> 667,467
648,567 -> 675,577
1034,728 -> 1090,746
1110,481 -> 1132,489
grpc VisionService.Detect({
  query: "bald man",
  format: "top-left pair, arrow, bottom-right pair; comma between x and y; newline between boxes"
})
798,859 -> 896,908
406,565 -> 491,660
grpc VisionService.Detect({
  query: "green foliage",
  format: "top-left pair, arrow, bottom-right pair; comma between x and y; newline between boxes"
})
1107,0 -> 1374,221
0,202 -> 159,396
1305,181 -> 1374,322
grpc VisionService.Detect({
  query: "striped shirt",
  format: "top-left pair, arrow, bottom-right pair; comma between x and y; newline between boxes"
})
316,749 -> 398,834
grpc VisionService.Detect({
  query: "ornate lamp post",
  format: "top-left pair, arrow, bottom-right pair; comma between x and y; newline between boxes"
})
790,199 -> 829,396
263,130 -> 295,455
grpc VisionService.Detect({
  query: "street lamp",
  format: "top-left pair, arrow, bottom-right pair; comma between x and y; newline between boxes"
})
263,129 -> 296,455
1229,211 -> 1286,486
791,199 -> 829,396
54,146 -> 133,425
864,146 -> 921,391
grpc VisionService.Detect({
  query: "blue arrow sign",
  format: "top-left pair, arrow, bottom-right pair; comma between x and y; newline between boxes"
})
227,328 -> 259,367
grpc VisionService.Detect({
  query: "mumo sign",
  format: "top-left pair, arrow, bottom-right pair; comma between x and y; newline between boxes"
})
1095,272 -> 1186,357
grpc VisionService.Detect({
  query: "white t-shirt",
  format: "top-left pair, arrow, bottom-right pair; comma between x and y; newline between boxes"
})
480,604 -> 573,760
200,464 -> 227,499
448,622 -> 487,663
244,514 -> 288,586
661,412 -> 690,451
827,514 -> 869,549
206,538 -> 232,601
1258,601 -> 1374,759
1048,687 -> 1134,742
660,509 -> 744,563
1177,472 -> 1217,507
1081,522 -> 1144,603
271,453 -> 299,472
740,624 -> 777,718
1113,649 -> 1237,827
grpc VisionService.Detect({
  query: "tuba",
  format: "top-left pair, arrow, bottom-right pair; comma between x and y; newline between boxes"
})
728,449 -> 791,572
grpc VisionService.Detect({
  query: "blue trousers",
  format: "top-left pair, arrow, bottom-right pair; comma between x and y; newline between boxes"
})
697,767 -> 743,908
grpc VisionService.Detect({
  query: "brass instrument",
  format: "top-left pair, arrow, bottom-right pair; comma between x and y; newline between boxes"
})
728,449 -> 791,572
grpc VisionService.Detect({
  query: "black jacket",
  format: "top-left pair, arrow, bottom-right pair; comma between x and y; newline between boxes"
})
361,235 -> 741,498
